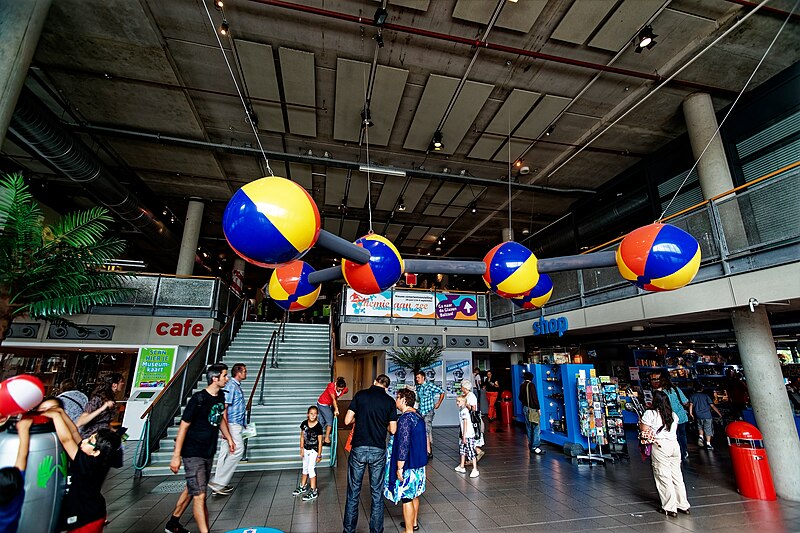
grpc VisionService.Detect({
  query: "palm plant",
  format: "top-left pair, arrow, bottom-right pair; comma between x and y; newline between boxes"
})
0,172 -> 134,344
387,343 -> 444,373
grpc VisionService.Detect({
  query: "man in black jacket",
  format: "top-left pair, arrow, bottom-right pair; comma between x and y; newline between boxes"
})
519,371 -> 545,455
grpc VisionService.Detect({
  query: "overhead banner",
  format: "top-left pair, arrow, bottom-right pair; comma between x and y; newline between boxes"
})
345,289 -> 392,317
392,291 -> 436,319
133,346 -> 177,389
445,359 -> 471,398
435,293 -> 478,321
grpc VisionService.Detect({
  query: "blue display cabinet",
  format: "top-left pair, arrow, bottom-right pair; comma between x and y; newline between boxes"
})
511,363 -> 595,447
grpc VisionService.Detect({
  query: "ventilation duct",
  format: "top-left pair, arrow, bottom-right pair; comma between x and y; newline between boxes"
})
8,87 -> 178,250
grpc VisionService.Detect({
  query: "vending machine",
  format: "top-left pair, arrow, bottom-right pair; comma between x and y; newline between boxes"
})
123,346 -> 179,438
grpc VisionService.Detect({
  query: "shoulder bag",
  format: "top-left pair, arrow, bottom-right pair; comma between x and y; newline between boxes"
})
525,382 -> 541,424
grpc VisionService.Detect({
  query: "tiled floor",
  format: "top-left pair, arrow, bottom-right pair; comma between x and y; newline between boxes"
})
104,423 -> 800,533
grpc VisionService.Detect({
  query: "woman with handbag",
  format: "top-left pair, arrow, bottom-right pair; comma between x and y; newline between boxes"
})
655,372 -> 690,460
384,388 -> 428,533
460,380 -> 484,460
640,391 -> 690,517
518,372 -> 545,455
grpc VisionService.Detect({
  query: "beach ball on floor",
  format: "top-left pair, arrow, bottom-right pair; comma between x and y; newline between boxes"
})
482,241 -> 539,298
342,234 -> 404,295
616,223 -> 701,291
222,176 -> 320,268
268,261 -> 321,311
511,273 -> 553,309
0,375 -> 44,417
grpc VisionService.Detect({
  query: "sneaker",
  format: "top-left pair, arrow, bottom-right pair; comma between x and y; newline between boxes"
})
697,438 -> 705,447
706,443 -> 714,450
533,447 -> 546,455
302,488 -> 318,501
292,484 -> 308,496
165,520 -> 190,533
454,466 -> 467,474
469,469 -> 480,478
208,482 -> 232,495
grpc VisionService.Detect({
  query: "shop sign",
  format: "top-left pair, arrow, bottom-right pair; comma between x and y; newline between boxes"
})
435,293 -> 478,321
392,291 -> 435,319
133,346 -> 177,388
532,315 -> 569,337
155,319 -> 205,337
345,289 -> 392,317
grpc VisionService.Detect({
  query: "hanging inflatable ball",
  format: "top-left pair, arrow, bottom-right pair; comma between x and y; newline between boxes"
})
511,273 -> 553,309
268,261 -> 321,311
0,375 -> 45,417
222,176 -> 320,268
342,234 -> 404,295
616,223 -> 701,291
482,241 -> 539,298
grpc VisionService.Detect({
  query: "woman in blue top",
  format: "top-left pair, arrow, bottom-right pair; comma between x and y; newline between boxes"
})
384,387 -> 428,533
657,371 -> 690,460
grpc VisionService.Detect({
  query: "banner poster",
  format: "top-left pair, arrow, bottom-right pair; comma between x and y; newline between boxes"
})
420,360 -> 444,392
392,291 -> 436,319
133,346 -> 177,388
387,363 -> 411,398
445,359 -> 471,398
435,293 -> 478,320
345,288 -> 392,317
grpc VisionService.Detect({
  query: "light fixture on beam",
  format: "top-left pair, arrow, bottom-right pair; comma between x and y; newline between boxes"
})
398,197 -> 407,211
219,19 -> 229,36
358,164 -> 407,177
634,26 -> 657,53
432,130 -> 443,151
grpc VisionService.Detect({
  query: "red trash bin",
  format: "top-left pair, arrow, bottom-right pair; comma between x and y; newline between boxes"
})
726,421 -> 776,501
500,390 -> 513,425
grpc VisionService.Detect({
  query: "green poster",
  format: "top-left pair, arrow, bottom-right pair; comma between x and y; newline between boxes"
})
134,346 -> 177,388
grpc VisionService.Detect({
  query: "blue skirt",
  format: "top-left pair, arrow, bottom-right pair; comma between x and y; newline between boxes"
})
383,436 -> 427,504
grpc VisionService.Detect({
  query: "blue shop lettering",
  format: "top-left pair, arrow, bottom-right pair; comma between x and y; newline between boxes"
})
532,316 -> 569,337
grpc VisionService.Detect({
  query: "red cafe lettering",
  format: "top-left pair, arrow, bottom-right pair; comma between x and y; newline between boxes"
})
155,319 -> 205,337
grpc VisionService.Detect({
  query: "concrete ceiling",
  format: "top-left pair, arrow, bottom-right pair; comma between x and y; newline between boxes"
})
2,0 -> 799,283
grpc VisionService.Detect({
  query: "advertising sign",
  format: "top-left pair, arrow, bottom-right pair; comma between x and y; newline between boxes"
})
387,363 -> 411,398
133,346 -> 177,388
392,291 -> 436,319
345,289 -> 392,317
420,360 -> 444,392
445,359 -> 471,398
435,293 -> 478,321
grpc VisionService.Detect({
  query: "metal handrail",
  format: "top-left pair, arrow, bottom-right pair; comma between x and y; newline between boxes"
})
269,312 -> 287,370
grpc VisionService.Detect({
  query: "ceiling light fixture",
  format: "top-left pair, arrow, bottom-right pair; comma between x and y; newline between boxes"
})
545,125 -> 555,136
219,19 -> 229,36
374,7 -> 388,26
358,164 -> 406,177
215,0 -> 224,8
470,202 -> 477,214
522,227 -> 529,235
398,197 -> 406,211
374,32 -> 384,48
634,25 -> 658,53
361,105 -> 374,128
432,130 -> 443,151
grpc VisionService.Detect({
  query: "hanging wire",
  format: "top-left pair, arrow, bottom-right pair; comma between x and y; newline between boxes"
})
363,70 -> 374,233
658,0 -> 798,221
201,1 -> 273,176
507,110 -> 513,241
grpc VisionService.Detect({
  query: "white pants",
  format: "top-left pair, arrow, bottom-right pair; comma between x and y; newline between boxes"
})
213,423 -> 244,487
651,438 -> 690,513
302,449 -> 319,478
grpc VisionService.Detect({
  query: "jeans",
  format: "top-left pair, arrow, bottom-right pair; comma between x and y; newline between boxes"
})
523,407 -> 541,449
343,446 -> 386,533
676,422 -> 688,458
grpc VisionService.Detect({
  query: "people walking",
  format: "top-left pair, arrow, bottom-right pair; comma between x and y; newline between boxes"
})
656,372 -> 690,460
77,373 -> 124,439
484,370 -> 500,421
385,388 -> 428,533
640,390 -> 690,517
414,370 -> 444,460
293,405 -> 324,501
165,364 -> 235,533
317,377 -> 348,445
688,383 -> 722,449
209,362 -> 247,495
342,375 -> 398,533
455,395 -> 479,478
519,371 -> 545,455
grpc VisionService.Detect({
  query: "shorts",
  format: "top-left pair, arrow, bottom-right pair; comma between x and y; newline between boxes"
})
422,410 -> 435,444
302,449 -> 319,478
697,418 -> 714,437
317,402 -> 334,430
459,437 -> 476,460
183,456 -> 212,496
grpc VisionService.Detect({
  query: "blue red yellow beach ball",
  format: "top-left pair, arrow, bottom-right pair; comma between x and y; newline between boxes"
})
268,261 -> 321,311
342,234 -> 404,295
482,241 -> 539,298
616,223 -> 701,291
510,273 -> 553,309
222,176 -> 320,267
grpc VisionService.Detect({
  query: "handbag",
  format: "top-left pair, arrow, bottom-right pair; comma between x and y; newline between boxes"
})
469,409 -> 483,440
525,383 -> 541,424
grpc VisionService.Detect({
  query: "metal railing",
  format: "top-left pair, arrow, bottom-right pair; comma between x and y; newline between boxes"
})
134,298 -> 247,472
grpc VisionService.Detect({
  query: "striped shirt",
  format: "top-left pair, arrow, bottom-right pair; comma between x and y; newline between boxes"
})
225,377 -> 246,426
416,380 -> 444,415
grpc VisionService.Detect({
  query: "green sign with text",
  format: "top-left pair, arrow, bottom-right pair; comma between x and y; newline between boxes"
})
133,346 -> 177,388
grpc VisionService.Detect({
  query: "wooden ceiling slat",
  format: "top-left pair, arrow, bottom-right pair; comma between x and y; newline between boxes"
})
550,0 -> 617,45
333,59 -> 369,142
403,74 -> 459,151
588,0 -> 664,52
370,66 -> 409,146
279,48 -> 316,137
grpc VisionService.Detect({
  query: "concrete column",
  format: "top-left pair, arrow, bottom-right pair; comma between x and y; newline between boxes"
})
0,0 -> 52,145
176,198 -> 205,276
731,306 -> 800,501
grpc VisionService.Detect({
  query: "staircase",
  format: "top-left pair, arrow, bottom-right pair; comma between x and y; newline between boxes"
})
142,322 -> 332,475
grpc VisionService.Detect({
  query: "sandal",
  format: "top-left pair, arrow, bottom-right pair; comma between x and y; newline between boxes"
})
399,521 -> 419,531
